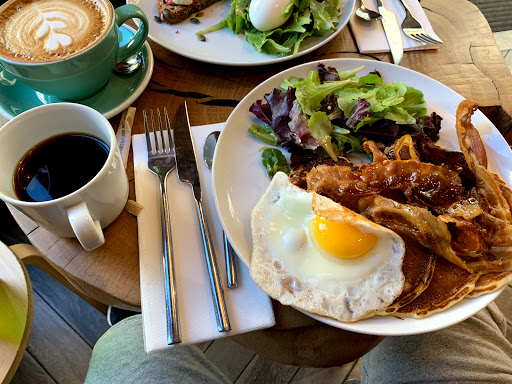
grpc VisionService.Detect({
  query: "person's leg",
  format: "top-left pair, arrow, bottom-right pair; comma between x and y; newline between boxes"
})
361,302 -> 512,384
85,315 -> 230,384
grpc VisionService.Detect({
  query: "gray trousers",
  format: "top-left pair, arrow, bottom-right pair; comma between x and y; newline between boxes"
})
362,302 -> 512,384
85,302 -> 512,384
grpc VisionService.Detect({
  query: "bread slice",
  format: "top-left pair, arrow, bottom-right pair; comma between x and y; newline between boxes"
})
155,0 -> 222,24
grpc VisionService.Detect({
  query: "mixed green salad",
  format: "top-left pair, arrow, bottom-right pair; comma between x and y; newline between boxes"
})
197,0 -> 341,56
248,64 -> 434,178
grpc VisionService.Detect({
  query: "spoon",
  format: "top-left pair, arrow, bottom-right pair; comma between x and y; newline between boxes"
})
355,0 -> 382,21
114,53 -> 142,75
203,131 -> 239,288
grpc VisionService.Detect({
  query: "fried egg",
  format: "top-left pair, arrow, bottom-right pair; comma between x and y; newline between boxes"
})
250,172 -> 405,322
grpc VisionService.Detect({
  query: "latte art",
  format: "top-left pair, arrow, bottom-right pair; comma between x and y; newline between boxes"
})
0,0 -> 112,63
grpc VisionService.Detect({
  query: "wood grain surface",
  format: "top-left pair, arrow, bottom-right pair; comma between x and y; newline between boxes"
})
6,0 -> 512,367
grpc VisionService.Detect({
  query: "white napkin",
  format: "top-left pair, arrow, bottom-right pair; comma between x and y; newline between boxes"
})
349,0 -> 442,53
133,123 -> 275,353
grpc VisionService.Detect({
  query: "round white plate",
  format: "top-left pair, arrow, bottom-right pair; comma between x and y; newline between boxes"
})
127,0 -> 355,66
212,58 -> 511,336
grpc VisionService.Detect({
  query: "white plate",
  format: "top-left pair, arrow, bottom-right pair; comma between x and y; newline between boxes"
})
126,0 -> 355,66
212,58 -> 511,336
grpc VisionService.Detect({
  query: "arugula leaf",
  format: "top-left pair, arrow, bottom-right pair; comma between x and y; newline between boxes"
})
248,123 -> 279,145
331,127 -> 364,153
259,147 -> 290,179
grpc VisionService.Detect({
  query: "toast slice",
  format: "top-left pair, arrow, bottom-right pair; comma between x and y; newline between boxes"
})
155,0 -> 222,24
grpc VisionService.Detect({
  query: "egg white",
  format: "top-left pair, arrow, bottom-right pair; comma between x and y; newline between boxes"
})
249,0 -> 293,31
250,172 -> 405,322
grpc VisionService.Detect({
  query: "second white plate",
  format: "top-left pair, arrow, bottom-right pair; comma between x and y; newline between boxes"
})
127,0 -> 355,66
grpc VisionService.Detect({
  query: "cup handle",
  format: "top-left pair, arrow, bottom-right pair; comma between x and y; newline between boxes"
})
67,202 -> 105,251
114,4 -> 149,63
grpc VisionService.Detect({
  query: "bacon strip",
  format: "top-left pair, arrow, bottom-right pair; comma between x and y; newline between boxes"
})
359,195 -> 472,272
456,100 -> 512,267
306,160 -> 464,207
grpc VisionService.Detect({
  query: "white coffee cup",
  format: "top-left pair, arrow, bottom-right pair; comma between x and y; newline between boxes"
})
0,103 -> 128,251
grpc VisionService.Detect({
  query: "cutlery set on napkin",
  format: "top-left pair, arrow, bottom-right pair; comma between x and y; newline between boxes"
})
350,0 -> 443,65
133,108 -> 275,353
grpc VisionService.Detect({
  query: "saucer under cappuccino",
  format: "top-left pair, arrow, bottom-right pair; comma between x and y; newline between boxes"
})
0,0 -> 113,63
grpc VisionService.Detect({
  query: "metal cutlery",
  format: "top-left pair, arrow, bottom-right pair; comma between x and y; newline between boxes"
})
203,131 -> 239,288
143,108 -> 181,345
172,101 -> 231,333
376,0 -> 404,65
355,0 -> 382,21
397,0 -> 443,45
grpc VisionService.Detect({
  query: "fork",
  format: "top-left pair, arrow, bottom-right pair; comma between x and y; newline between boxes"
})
143,108 -> 181,345
397,0 -> 443,45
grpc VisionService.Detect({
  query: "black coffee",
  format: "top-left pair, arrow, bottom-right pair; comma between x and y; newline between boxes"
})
13,133 -> 109,202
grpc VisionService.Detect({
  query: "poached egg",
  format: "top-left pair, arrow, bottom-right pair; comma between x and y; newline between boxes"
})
249,0 -> 293,31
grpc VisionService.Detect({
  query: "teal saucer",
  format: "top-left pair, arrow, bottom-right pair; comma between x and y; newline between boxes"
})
0,25 -> 153,120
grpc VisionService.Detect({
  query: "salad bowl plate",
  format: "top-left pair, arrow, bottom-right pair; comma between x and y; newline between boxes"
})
126,0 -> 355,66
212,58 -> 512,336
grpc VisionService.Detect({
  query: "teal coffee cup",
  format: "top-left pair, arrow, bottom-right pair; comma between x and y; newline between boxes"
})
0,0 -> 148,100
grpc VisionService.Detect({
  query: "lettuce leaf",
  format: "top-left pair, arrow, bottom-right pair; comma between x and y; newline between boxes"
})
338,82 -> 427,128
308,111 -> 337,160
197,0 -> 340,57
295,70 -> 355,115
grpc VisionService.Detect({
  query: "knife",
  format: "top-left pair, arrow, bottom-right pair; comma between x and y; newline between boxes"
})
172,101 -> 231,332
376,0 -> 403,65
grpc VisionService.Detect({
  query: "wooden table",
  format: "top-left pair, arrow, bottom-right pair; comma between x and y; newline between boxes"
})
7,0 -> 512,367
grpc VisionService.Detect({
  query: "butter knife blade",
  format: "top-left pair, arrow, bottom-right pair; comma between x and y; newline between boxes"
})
377,0 -> 403,65
173,101 -> 201,200
172,101 -> 231,332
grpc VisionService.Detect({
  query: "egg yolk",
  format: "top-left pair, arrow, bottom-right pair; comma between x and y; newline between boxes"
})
312,216 -> 378,258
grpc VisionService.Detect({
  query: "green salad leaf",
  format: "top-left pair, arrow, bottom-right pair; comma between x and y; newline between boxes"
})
249,64 -> 428,179
308,111 -> 337,160
337,81 -> 427,129
295,70 -> 355,115
248,123 -> 279,145
197,0 -> 341,57
259,147 -> 290,179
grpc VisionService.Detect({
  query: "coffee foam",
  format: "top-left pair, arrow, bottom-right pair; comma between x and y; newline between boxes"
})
0,0 -> 113,63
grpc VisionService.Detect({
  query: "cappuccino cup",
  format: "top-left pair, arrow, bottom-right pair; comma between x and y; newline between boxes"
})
0,103 -> 129,251
0,0 -> 148,100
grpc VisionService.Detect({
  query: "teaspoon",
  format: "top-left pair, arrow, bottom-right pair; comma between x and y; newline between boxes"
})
203,131 -> 239,288
355,0 -> 382,21
114,53 -> 142,75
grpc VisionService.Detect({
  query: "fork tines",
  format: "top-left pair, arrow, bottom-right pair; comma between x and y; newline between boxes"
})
143,108 -> 174,155
398,0 -> 443,46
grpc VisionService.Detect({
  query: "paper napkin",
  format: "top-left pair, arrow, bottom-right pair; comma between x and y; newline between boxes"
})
349,0 -> 442,53
133,123 -> 275,353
